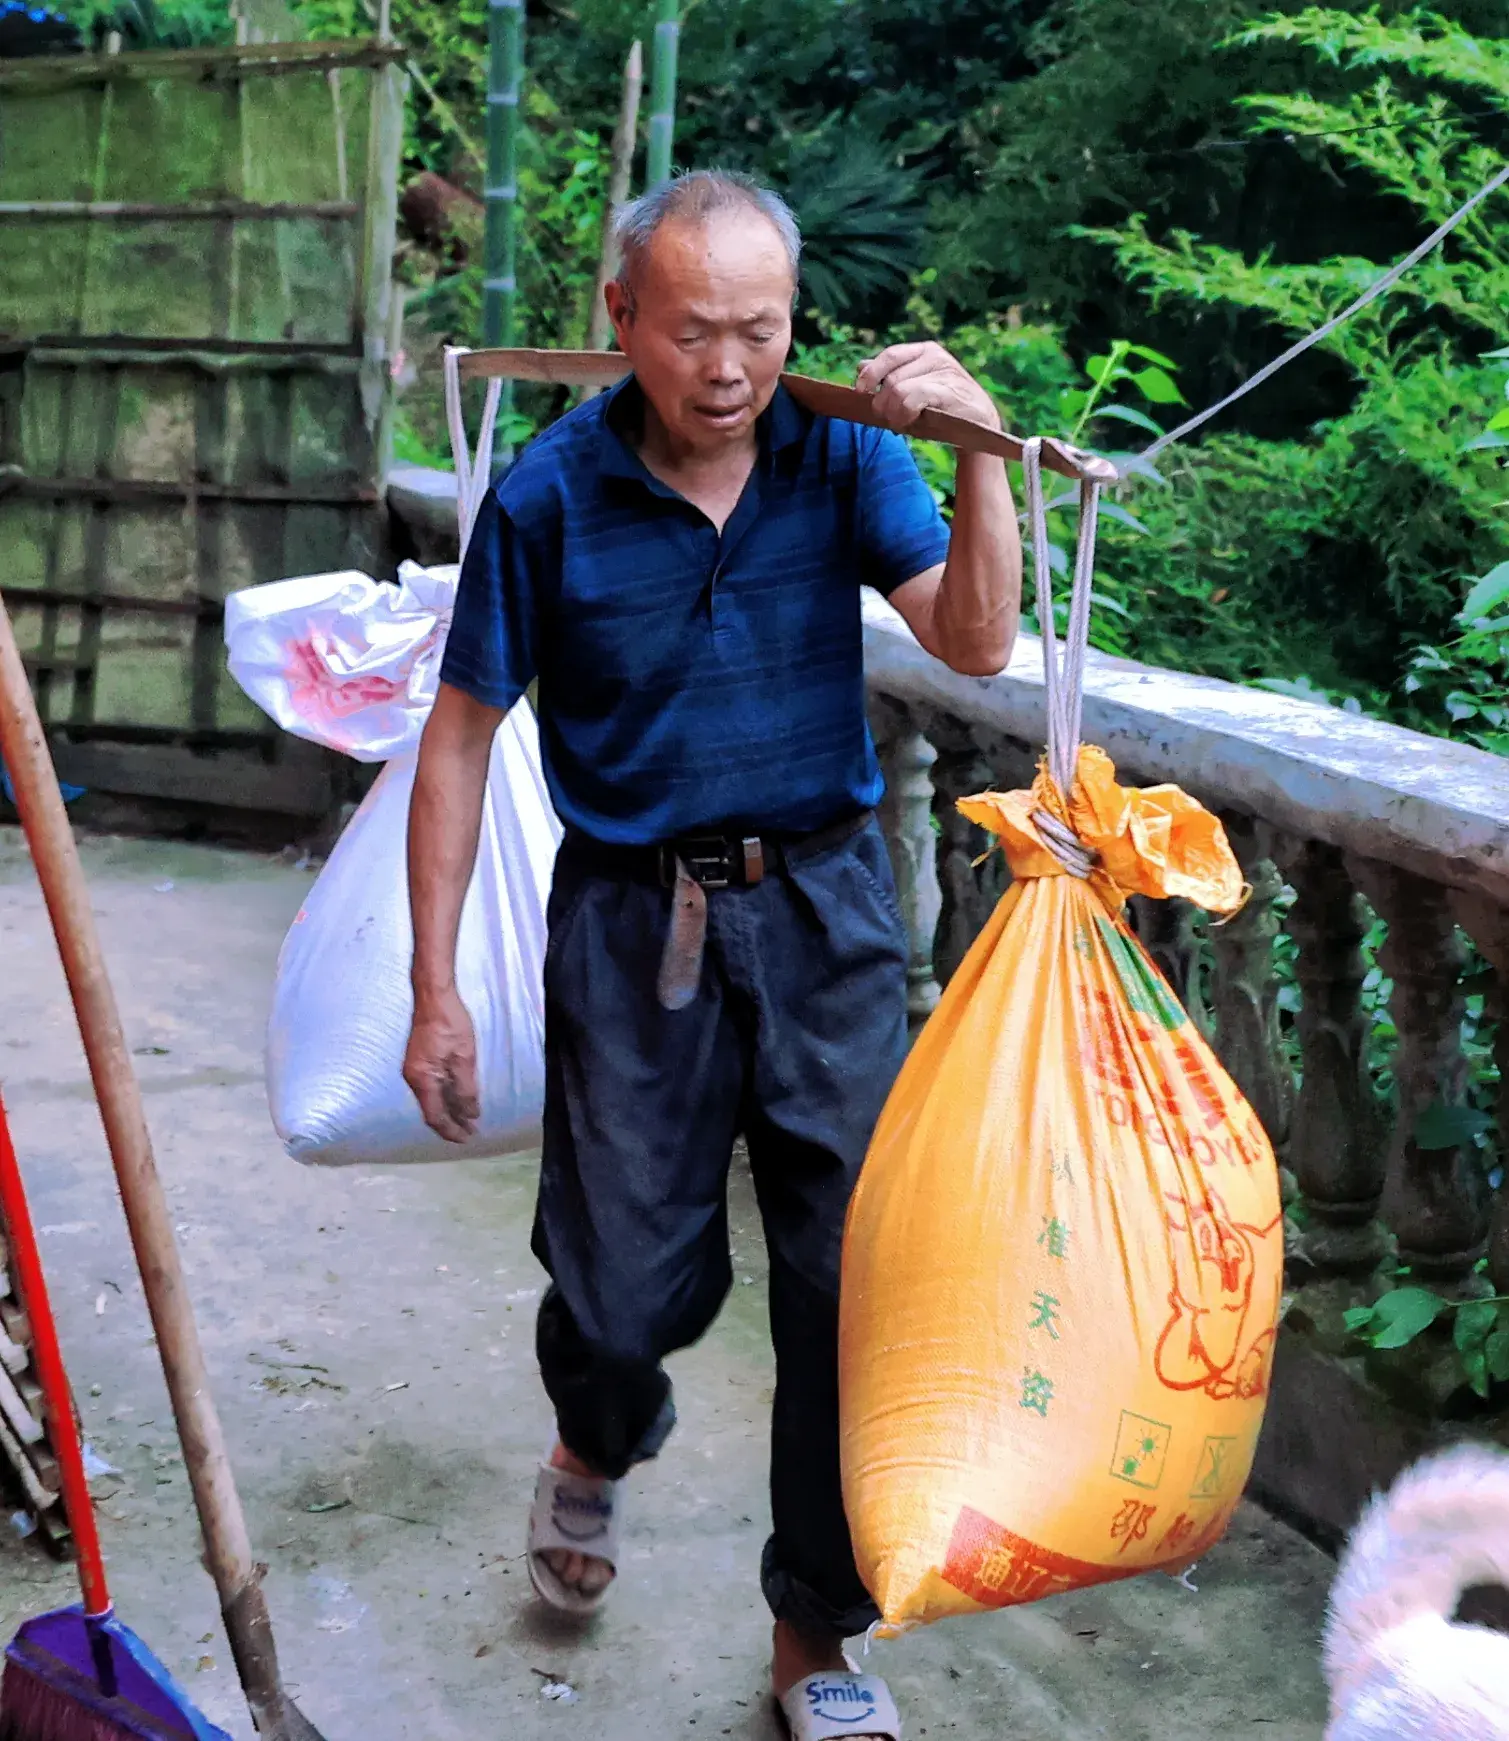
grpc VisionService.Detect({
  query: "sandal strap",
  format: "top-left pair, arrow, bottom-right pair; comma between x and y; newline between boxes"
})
528,1461 -> 619,1567
780,1672 -> 901,1740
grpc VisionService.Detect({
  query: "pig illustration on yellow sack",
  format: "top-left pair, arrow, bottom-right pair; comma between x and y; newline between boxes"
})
839,744 -> 1283,1630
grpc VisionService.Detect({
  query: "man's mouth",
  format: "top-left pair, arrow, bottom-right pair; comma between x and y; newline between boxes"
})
694,403 -> 750,427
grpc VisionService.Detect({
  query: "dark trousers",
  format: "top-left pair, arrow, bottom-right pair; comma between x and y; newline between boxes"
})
531,815 -> 909,1639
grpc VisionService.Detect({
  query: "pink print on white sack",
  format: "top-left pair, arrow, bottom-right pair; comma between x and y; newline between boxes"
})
281,628 -> 422,753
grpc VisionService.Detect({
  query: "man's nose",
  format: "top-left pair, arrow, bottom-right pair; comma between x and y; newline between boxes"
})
703,340 -> 744,386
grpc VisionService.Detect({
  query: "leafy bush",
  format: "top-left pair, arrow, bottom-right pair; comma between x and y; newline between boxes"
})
1346,1285 -> 1509,1401
66,0 -> 233,45
1079,8 -> 1509,725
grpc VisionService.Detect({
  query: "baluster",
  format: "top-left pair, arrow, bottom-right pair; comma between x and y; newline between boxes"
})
1493,1167 -> 1509,1296
871,697 -> 942,1030
1448,891 -> 1509,1294
1350,861 -> 1486,1286
926,720 -> 1023,990
1129,896 -> 1210,1034
1275,840 -> 1387,1276
1207,813 -> 1294,1151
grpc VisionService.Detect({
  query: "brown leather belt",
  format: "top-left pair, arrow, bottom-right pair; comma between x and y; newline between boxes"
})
559,811 -> 874,1011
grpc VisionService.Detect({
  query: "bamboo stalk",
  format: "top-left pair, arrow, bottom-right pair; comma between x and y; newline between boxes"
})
483,0 -> 524,350
587,39 -> 644,355
484,0 -> 525,464
645,0 -> 679,190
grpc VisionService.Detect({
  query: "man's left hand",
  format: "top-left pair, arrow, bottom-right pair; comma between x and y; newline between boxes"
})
856,342 -> 1003,436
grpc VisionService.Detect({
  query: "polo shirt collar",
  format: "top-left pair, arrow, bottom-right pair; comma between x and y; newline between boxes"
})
597,374 -> 809,484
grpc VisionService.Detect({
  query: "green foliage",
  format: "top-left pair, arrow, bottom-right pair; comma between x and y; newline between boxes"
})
791,291 -> 1188,645
777,121 -> 929,319
1075,8 -> 1508,724
281,0 -> 1509,758
791,286 -> 1081,508
423,84 -> 608,350
1346,1286 -> 1509,1400
522,0 -> 1050,254
1405,557 -> 1509,752
68,0 -> 233,46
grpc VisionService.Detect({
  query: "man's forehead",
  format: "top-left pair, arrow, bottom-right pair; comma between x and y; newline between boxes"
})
671,290 -> 790,325
641,211 -> 793,288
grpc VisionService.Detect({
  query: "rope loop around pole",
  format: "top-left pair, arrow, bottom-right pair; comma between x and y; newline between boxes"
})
443,345 -> 502,552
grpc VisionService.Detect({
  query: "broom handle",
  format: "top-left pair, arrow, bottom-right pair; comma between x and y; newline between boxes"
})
0,600 -> 258,1606
0,1090 -> 111,1618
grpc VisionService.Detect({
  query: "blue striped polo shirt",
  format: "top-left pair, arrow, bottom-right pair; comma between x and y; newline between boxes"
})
439,375 -> 951,846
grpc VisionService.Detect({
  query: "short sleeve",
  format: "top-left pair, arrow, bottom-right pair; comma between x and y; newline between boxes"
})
437,485 -> 539,710
855,427 -> 952,596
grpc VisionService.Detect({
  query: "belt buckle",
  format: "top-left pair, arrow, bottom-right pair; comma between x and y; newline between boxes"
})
679,836 -> 734,890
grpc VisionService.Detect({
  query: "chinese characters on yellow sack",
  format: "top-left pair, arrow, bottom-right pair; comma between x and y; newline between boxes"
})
840,724 -> 1283,1627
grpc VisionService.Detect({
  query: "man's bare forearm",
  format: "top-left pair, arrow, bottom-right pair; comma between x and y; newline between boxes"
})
933,452 -> 1022,676
408,683 -> 504,1004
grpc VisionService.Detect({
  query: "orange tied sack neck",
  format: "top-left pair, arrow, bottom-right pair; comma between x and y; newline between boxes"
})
838,442 -> 1282,1634
969,743 -> 1247,917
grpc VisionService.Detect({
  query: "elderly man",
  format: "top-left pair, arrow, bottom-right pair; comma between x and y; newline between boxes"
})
403,170 -> 1020,1738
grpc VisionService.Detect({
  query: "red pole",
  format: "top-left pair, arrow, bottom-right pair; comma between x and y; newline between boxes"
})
0,1089 -> 112,1617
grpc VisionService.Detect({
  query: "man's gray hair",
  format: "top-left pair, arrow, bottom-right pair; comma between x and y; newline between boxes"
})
612,170 -> 801,309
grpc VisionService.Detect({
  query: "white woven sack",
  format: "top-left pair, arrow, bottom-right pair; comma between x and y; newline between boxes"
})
265,713 -> 555,1165
223,347 -> 561,1163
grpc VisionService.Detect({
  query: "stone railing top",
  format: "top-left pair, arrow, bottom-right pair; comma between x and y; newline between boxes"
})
387,462 -> 461,540
862,591 -> 1509,906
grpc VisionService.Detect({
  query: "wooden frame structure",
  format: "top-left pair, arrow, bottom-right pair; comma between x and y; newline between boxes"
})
0,39 -> 406,822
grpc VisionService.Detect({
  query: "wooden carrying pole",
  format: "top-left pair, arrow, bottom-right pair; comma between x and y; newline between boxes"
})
455,346 -> 1119,483
0,596 -> 327,1741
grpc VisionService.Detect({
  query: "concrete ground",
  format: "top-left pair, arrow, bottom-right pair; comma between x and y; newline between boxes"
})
0,827 -> 1333,1740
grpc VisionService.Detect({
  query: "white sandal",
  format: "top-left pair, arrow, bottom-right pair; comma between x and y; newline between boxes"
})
526,1459 -> 620,1616
777,1671 -> 902,1740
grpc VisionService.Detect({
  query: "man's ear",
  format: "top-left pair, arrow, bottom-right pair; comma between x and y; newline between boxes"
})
605,278 -> 634,351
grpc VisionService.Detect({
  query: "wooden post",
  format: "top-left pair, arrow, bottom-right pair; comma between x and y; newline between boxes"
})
645,0 -> 680,190
359,1 -> 406,484
586,39 -> 644,355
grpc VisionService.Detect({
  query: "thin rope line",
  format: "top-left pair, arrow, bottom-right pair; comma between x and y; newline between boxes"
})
467,379 -> 503,545
1023,439 -> 1059,746
443,346 -> 474,535
1140,156 -> 1509,463
1023,437 -> 1098,880
1060,481 -> 1099,782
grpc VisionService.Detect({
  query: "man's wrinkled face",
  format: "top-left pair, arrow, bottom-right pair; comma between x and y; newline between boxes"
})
606,210 -> 794,456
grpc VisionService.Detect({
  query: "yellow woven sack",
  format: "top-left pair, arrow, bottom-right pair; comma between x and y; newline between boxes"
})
839,742 -> 1283,1630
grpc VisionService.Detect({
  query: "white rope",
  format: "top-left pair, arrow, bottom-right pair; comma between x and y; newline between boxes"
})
1022,437 -> 1099,880
442,345 -> 503,550
1142,157 -> 1509,465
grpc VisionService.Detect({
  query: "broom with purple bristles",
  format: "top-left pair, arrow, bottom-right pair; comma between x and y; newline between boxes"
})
0,1087 -> 231,1741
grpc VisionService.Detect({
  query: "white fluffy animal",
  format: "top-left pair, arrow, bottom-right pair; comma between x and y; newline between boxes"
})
1324,1443 -> 1509,1740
